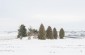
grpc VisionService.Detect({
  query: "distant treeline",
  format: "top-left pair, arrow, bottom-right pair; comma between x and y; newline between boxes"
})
17,24 -> 65,40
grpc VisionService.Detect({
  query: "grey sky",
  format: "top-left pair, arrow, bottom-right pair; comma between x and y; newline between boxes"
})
0,0 -> 85,31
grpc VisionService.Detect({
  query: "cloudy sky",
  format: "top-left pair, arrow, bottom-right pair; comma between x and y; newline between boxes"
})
0,0 -> 85,31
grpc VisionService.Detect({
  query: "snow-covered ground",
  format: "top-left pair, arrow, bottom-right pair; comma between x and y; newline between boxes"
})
0,31 -> 85,40
65,31 -> 85,39
0,38 -> 85,55
0,31 -> 17,40
0,31 -> 85,55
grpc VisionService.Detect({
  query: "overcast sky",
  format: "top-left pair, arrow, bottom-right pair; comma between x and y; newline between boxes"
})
0,0 -> 85,31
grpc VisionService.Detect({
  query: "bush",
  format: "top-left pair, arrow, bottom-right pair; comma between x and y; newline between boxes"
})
28,27 -> 38,36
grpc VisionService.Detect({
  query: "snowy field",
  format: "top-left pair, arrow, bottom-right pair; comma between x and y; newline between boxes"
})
0,31 -> 85,55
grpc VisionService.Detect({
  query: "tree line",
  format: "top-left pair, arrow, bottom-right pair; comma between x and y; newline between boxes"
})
17,24 -> 65,40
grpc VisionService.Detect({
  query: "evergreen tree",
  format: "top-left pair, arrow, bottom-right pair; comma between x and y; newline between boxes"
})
53,28 -> 58,39
17,24 -> 27,39
38,24 -> 46,40
46,26 -> 53,39
59,28 -> 65,39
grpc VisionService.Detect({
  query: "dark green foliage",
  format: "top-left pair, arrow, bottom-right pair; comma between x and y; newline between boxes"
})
59,28 -> 65,39
53,28 -> 58,39
17,24 -> 27,39
38,24 -> 46,40
46,26 -> 53,39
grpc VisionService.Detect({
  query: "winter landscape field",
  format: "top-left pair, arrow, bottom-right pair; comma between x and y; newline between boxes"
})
1,0 -> 85,55
0,31 -> 85,55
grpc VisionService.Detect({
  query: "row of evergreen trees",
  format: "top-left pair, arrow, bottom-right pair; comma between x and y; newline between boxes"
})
38,24 -> 65,40
17,24 -> 65,40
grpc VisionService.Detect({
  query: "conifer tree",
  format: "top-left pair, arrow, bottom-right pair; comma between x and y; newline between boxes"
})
17,24 -> 27,39
38,24 -> 46,40
59,28 -> 65,39
46,26 -> 53,39
53,28 -> 58,39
